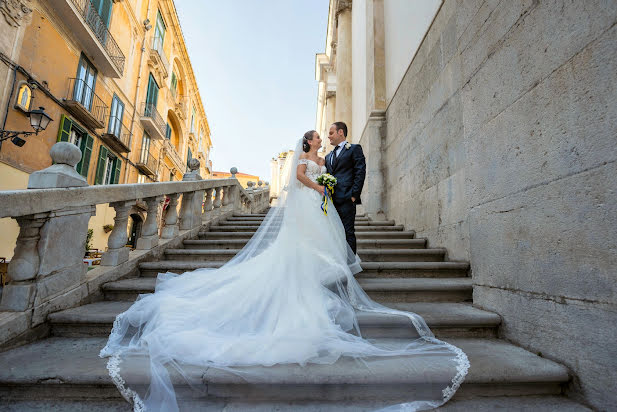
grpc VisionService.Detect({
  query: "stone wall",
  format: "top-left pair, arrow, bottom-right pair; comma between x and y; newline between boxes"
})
375,0 -> 617,409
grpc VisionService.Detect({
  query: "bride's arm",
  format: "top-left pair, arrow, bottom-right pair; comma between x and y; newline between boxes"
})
297,162 -> 325,195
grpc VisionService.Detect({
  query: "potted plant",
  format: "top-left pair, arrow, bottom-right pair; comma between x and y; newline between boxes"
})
103,224 -> 114,233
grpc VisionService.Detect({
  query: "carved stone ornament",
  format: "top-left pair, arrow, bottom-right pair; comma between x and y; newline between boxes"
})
336,0 -> 352,16
0,0 -> 32,27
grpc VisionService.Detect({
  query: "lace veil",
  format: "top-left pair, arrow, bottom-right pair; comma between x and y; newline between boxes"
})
100,138 -> 469,412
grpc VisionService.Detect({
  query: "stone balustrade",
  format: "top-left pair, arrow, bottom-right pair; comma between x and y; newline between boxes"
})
0,143 -> 269,344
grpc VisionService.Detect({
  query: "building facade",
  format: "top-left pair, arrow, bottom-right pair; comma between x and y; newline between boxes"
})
0,0 -> 213,257
316,0 -> 617,409
212,171 -> 260,189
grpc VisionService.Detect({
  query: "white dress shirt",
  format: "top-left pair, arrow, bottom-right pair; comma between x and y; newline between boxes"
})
333,141 -> 347,159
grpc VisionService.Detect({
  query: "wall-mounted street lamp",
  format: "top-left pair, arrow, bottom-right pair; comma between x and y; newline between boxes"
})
0,107 -> 53,147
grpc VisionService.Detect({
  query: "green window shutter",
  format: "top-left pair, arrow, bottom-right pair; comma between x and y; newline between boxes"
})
94,145 -> 108,185
113,157 -> 122,184
77,134 -> 94,179
56,114 -> 72,142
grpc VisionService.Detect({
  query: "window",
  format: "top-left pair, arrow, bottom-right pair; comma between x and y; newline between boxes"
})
190,106 -> 196,133
103,154 -> 115,184
140,132 -> 151,163
165,122 -> 172,140
145,73 -> 159,113
154,10 -> 166,51
170,72 -> 177,97
56,114 -> 93,178
108,95 -> 125,137
74,55 -> 97,111
137,173 -> 146,184
95,145 -> 122,185
89,0 -> 113,28
15,83 -> 32,112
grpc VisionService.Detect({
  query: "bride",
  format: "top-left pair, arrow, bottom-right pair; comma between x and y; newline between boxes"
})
100,131 -> 469,411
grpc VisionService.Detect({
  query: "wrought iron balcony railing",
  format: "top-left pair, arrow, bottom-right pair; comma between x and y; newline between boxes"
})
102,116 -> 131,153
136,149 -> 158,176
69,0 -> 125,74
140,102 -> 166,140
64,77 -> 108,129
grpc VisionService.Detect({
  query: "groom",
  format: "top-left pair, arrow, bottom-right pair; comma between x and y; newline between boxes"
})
326,122 -> 366,254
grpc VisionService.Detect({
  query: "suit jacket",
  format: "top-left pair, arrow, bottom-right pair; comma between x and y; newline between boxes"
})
326,143 -> 366,205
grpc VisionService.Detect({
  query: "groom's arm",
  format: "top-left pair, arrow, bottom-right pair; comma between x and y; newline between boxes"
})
351,145 -> 366,202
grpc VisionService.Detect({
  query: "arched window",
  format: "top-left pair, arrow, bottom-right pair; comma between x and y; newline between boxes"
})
15,83 -> 32,112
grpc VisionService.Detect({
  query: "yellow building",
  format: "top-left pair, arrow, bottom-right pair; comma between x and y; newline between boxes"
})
0,0 -> 213,258
212,171 -> 261,189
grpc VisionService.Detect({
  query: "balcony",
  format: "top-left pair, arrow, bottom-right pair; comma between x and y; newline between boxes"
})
148,35 -> 169,80
135,150 -> 157,176
139,102 -> 166,140
163,139 -> 185,173
64,78 -> 108,130
101,116 -> 131,153
48,0 -> 125,77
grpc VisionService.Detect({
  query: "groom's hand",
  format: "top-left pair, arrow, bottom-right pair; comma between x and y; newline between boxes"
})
351,197 -> 356,203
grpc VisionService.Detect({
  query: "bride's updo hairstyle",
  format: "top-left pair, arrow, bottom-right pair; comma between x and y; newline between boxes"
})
302,130 -> 316,153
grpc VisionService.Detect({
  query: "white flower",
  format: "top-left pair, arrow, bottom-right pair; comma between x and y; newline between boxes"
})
345,143 -> 351,149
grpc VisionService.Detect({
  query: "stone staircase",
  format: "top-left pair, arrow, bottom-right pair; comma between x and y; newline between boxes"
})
0,212 -> 589,410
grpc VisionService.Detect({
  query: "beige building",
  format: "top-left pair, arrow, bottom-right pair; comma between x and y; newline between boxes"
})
0,0 -> 213,258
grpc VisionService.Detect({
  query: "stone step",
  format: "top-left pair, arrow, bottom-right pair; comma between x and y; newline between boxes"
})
224,216 -> 371,222
135,263 -> 472,302
207,225 -> 405,232
48,300 -> 500,339
357,261 -> 470,278
184,238 -> 428,250
0,396 -> 592,411
163,248 -> 447,263
360,278 -> 473,303
198,230 -> 417,240
138,260 -> 469,279
0,337 -> 571,402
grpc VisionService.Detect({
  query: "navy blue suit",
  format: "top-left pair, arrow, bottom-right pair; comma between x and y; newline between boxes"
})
326,143 -> 366,253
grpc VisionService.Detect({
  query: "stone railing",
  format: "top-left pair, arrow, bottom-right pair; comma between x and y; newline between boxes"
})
0,143 -> 269,347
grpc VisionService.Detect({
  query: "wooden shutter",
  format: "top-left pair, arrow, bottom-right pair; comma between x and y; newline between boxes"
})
56,115 -> 72,142
113,157 -> 122,184
94,145 -> 108,185
77,134 -> 94,179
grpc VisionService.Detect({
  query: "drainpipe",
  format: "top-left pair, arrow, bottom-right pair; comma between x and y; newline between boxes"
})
0,61 -> 18,152
124,0 -> 152,183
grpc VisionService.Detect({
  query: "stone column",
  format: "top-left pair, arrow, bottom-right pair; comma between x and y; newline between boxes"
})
179,159 -> 203,230
335,0 -> 353,138
101,202 -> 132,266
161,193 -> 180,238
202,188 -> 214,221
1,142 -> 92,312
136,196 -> 163,250
359,0 -> 387,220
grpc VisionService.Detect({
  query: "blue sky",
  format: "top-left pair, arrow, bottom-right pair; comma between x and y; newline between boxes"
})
175,1 -> 330,181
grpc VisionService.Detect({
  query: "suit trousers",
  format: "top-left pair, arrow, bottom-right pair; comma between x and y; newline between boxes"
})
334,200 -> 357,254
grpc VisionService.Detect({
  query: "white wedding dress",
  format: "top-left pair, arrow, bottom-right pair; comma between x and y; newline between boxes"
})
100,140 -> 469,412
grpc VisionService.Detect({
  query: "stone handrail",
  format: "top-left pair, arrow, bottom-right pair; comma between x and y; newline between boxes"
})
0,143 -> 269,322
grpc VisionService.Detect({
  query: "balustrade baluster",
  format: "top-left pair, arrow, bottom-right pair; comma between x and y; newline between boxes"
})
101,201 -> 132,266
136,196 -> 163,250
161,193 -> 180,238
0,214 -> 47,311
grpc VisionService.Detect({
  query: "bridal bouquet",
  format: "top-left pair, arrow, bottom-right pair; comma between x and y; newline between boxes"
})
316,173 -> 337,215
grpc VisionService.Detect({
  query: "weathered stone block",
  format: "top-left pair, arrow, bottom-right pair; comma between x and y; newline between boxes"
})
0,283 -> 36,311
37,207 -> 92,277
136,235 -> 159,250
31,283 -> 89,326
33,262 -> 86,305
100,247 -> 129,267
